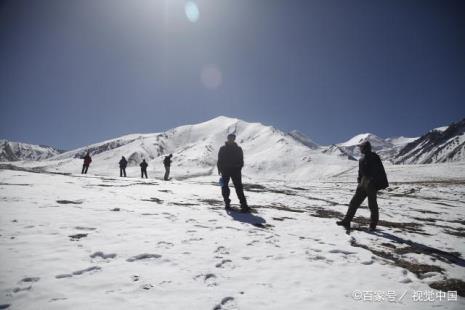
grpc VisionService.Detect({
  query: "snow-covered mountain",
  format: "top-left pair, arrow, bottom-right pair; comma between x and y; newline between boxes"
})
36,116 -> 354,180
0,139 -> 63,162
4,117 -> 464,175
322,133 -> 416,162
394,118 -> 465,164
337,133 -> 394,159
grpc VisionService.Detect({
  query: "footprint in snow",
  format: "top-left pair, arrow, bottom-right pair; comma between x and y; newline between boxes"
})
55,266 -> 102,279
90,251 -> 117,260
20,277 -> 40,283
328,249 -> 357,255
157,241 -> 174,249
75,226 -> 96,231
126,253 -> 162,262
215,259 -> 232,269
56,200 -> 83,205
195,273 -> 217,287
68,233 -> 88,241
213,297 -> 238,310
214,246 -> 230,256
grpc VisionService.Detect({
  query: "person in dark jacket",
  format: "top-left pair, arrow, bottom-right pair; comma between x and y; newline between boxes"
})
217,133 -> 249,212
119,156 -> 128,177
337,141 -> 388,231
163,154 -> 173,181
82,152 -> 92,174
140,159 -> 148,178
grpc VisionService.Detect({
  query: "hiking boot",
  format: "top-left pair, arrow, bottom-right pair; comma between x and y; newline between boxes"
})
225,199 -> 231,210
240,205 -> 251,213
369,224 -> 377,231
336,220 -> 350,230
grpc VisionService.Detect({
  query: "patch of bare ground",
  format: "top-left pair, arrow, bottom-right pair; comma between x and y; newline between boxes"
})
429,279 -> 465,297
350,239 -> 445,277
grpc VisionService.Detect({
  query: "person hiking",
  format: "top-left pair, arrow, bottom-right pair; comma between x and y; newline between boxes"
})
337,141 -> 388,231
163,154 -> 173,181
119,156 -> 128,177
140,159 -> 148,178
81,152 -> 92,174
217,133 -> 250,212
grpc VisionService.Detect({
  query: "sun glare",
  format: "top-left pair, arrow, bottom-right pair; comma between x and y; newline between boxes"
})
185,1 -> 199,23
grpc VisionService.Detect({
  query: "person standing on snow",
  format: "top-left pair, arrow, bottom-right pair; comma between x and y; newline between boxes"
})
119,156 -> 128,177
217,133 -> 250,212
163,154 -> 173,181
337,141 -> 388,231
140,159 -> 148,178
81,152 -> 92,174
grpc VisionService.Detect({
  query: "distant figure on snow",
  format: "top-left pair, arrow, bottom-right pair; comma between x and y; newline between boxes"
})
337,141 -> 388,231
140,159 -> 148,178
217,133 -> 250,212
119,156 -> 128,177
81,152 -> 92,174
163,154 -> 173,181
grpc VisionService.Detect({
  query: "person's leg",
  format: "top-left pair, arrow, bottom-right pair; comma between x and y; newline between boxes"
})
120,168 -> 123,177
164,166 -> 170,180
145,170 -> 148,178
82,165 -> 85,174
124,168 -> 126,177
141,170 -> 143,178
366,183 -> 379,230
340,185 -> 367,224
231,171 -> 248,209
221,175 -> 231,208
84,165 -> 88,174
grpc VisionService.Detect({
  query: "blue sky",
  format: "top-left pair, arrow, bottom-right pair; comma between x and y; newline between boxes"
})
0,0 -> 464,149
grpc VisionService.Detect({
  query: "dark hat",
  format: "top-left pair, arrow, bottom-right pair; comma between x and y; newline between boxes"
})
227,133 -> 236,139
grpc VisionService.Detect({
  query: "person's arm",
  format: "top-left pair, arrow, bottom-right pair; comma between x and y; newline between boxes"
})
239,147 -> 244,169
217,148 -> 224,175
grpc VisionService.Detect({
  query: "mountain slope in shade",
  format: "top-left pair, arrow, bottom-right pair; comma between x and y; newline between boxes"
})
287,130 -> 319,149
394,118 -> 465,164
0,139 -> 63,162
29,116 -> 355,180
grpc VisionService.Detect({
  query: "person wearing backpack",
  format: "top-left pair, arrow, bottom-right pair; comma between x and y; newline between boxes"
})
163,154 -> 173,181
217,133 -> 250,212
119,156 -> 128,177
140,159 -> 148,178
81,152 -> 92,174
337,141 -> 388,231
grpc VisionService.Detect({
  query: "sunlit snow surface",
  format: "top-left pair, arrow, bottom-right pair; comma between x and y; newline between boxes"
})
0,162 -> 464,309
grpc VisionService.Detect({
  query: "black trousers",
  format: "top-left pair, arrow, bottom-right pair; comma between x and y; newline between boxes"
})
120,167 -> 126,177
221,169 -> 247,207
164,166 -> 170,180
82,165 -> 89,174
141,169 -> 147,178
343,178 -> 379,228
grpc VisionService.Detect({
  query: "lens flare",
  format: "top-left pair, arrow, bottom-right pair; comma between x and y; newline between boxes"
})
185,1 -> 199,23
201,65 -> 222,90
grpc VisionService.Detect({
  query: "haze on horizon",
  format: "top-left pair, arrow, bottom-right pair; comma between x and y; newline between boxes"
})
0,0 -> 464,150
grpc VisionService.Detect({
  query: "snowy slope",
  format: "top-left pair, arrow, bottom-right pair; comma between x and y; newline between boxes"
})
394,118 -> 465,164
0,164 -> 464,309
0,140 -> 63,162
22,116 -> 355,181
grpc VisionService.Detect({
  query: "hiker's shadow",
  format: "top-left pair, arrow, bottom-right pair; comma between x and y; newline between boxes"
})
370,230 -> 465,267
227,210 -> 266,227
